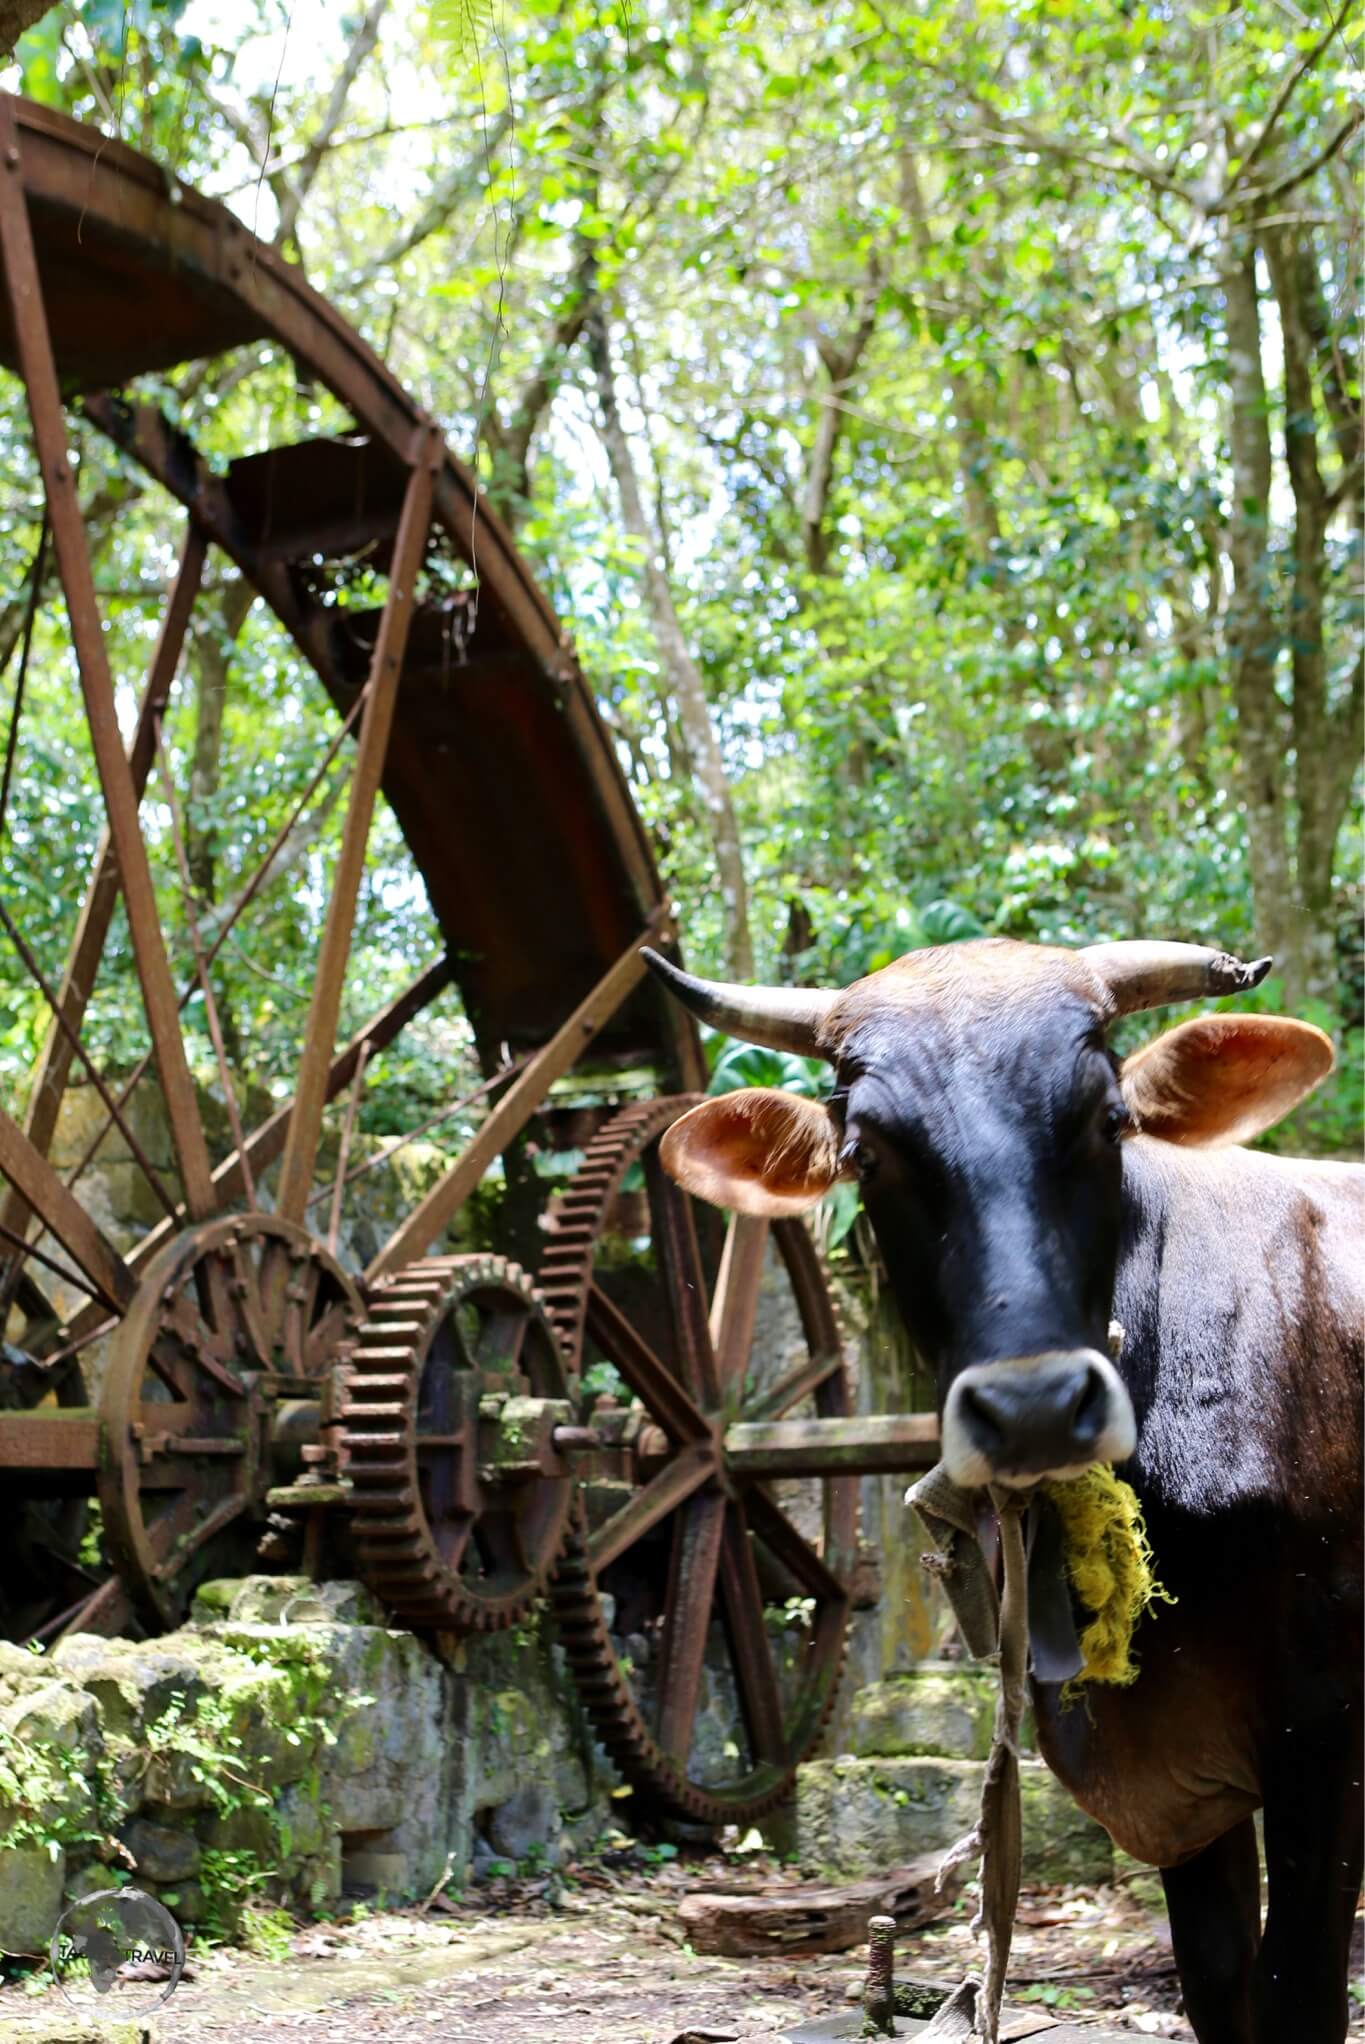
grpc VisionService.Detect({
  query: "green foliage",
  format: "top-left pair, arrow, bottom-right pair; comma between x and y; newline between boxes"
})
0,1723 -> 103,1858
2,0 -> 1358,1210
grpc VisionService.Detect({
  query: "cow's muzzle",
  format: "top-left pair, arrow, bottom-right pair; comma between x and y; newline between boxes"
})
941,1349 -> 1136,1489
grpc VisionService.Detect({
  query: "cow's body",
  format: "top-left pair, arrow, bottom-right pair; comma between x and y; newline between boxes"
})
1040,1137 -> 1362,1864
644,936 -> 1364,2043
1033,1138 -> 1364,2043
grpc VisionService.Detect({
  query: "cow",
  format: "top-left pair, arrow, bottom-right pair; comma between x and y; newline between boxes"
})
642,936 -> 1363,2044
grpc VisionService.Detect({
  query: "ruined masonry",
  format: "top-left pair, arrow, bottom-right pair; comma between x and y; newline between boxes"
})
796,1662 -> 1113,1883
0,1577 -> 617,1955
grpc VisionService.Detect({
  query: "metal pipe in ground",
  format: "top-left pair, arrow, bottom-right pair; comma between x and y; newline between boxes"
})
862,1912 -> 897,2036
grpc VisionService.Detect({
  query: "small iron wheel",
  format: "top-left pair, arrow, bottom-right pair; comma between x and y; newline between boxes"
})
540,1096 -> 858,1827
339,1253 -> 574,1631
98,1215 -> 363,1629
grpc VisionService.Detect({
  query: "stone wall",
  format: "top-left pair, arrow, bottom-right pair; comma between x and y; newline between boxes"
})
797,1663 -> 1113,1885
0,1577 -> 616,1956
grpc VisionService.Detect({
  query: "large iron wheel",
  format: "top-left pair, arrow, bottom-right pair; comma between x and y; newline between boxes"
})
541,1097 -> 858,1826
0,95 -> 690,1638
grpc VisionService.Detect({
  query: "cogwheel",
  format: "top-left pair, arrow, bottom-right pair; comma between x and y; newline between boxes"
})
339,1253 -> 574,1632
539,1096 -> 858,1828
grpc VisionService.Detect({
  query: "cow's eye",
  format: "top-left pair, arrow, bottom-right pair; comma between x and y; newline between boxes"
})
1103,1102 -> 1133,1144
841,1138 -> 877,1181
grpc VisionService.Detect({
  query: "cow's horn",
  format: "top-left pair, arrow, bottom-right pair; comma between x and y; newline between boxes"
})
641,949 -> 837,1055
1082,940 -> 1273,1016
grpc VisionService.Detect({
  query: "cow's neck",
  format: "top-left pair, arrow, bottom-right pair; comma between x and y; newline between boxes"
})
1112,1135 -> 1359,1521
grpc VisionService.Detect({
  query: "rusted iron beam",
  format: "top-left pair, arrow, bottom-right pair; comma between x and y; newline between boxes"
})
0,893 -> 179,1220
585,1279 -> 711,1445
0,104 -> 214,1219
709,1213 -> 769,1389
0,522 -> 208,1265
647,1152 -> 720,1409
154,952 -> 456,1235
0,1409 -> 99,1470
588,1442 -> 714,1574
744,1485 -> 850,1606
0,1217 -> 110,1307
367,911 -> 666,1280
719,1498 -> 786,1765
277,428 -> 439,1223
724,1412 -> 940,1479
655,1490 -> 727,1762
0,1105 -> 134,1313
153,709 -> 257,1207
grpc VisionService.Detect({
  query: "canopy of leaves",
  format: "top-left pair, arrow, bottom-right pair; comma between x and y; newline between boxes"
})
1,0 -> 1360,1158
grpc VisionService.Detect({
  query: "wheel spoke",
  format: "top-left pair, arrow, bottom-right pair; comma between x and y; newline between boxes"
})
0,123 -> 216,1216
655,1490 -> 726,1763
745,1484 -> 849,1607
276,437 -> 438,1223
588,1444 -> 714,1574
709,1213 -> 769,1395
719,1499 -> 786,1766
585,1283 -> 709,1441
149,1492 -> 249,1580
645,1153 -> 719,1407
473,1302 -> 529,1376
0,523 -> 205,1268
365,921 -> 662,1281
0,1107 -> 134,1313
744,1350 -> 843,1423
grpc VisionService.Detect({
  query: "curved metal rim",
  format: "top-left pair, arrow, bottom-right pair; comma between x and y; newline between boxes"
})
6,90 -> 703,1089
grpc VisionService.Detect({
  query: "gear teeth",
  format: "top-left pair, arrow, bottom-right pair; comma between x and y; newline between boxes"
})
340,1253 -> 571,1635
539,1096 -> 855,1830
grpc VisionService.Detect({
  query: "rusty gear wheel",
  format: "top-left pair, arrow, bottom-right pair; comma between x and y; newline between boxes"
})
540,1097 -> 858,1827
99,1216 -> 364,1631
340,1253 -> 574,1632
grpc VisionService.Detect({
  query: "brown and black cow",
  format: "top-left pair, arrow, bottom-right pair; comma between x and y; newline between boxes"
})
644,936 -> 1363,2044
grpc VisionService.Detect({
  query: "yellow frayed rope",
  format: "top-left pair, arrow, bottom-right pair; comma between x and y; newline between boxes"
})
1041,1464 -> 1175,1687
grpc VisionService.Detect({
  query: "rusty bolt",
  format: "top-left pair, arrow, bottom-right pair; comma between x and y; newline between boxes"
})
5,146 -> 19,169
862,1914 -> 897,2037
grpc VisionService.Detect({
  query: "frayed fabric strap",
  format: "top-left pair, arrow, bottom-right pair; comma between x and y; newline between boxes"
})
906,1462 -> 1000,1660
906,1471 -> 1032,2044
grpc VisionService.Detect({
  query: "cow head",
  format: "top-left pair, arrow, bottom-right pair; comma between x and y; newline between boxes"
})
645,938 -> 1333,1490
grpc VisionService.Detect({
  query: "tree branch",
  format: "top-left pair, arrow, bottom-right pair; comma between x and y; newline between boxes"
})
1238,107 -> 1364,214
350,111 -> 513,280
0,0 -> 52,62
801,257 -> 881,574
276,0 -> 390,246
1215,0 -> 1359,211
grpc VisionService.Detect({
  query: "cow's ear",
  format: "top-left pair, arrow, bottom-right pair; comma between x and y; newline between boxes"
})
659,1090 -> 843,1216
1118,1014 -> 1334,1147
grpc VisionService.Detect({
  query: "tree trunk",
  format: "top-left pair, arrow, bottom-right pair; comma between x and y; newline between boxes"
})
187,579 -> 255,905
0,0 -> 50,59
588,302 -> 755,979
800,268 -> 879,575
1265,224 -> 1364,1006
1220,234 -> 1299,983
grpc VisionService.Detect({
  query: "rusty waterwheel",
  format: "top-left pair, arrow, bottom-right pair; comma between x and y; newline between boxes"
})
0,94 -> 701,1638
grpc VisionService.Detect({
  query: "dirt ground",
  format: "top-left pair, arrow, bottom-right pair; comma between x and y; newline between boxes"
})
2,1845 -> 1362,2042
